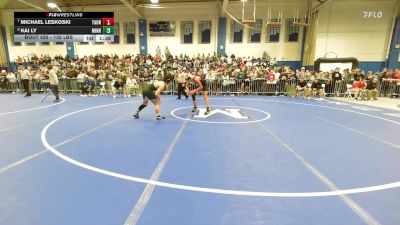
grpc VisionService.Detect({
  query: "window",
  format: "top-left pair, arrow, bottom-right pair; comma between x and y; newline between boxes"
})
181,21 -> 193,44
25,42 -> 36,46
266,19 -> 280,42
231,20 -> 243,43
10,26 -> 21,46
248,19 -> 262,43
40,42 -> 50,46
286,19 -> 300,42
55,42 -> 64,45
112,22 -> 120,44
199,20 -> 211,44
124,22 -> 135,44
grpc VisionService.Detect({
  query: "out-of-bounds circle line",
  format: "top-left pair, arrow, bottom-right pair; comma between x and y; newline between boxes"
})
0,97 -> 66,116
41,97 -> 400,197
171,105 -> 271,124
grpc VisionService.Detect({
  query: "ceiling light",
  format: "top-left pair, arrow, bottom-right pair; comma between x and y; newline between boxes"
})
47,2 -> 61,12
150,0 -> 159,4
47,2 -> 57,8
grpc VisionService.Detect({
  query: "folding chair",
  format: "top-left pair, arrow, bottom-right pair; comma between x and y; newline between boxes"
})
343,84 -> 353,99
99,82 -> 107,96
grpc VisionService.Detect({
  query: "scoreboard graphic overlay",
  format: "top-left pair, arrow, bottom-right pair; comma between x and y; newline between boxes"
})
14,12 -> 115,42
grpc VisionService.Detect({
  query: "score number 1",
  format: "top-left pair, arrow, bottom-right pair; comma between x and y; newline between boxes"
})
103,18 -> 114,26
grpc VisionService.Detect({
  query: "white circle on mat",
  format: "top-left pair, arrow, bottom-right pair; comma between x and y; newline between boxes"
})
41,97 -> 400,197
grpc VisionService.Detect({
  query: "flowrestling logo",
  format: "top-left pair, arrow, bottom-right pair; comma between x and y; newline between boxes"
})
363,11 -> 383,18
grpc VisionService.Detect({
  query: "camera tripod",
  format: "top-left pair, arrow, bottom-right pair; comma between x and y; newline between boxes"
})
41,88 -> 53,103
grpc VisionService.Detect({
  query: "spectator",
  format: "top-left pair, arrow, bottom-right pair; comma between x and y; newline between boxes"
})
124,74 -> 139,97
295,77 -> 309,98
6,71 -> 17,93
298,67 -> 306,79
17,56 -> 23,65
5,52 -> 399,99
112,77 -> 124,98
0,70 -> 6,90
165,46 -> 171,60
309,79 -> 324,98
353,69 -> 364,81
76,70 -> 87,91
343,68 -> 352,84
366,78 -> 378,100
351,78 -> 367,100
332,67 -> 343,96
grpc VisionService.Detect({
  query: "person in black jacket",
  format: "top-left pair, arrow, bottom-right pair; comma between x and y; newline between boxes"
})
332,67 -> 343,96
112,78 -> 124,98
366,78 -> 378,100
295,77 -> 308,98
309,79 -> 324,98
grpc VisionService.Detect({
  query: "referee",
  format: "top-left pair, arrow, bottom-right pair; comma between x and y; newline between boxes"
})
176,67 -> 188,99
19,65 -> 31,97
47,65 -> 60,102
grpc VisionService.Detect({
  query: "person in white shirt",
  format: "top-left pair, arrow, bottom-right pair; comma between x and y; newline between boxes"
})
205,70 -> 215,80
76,70 -> 87,92
124,74 -> 139,97
246,60 -> 252,68
47,65 -> 60,102
146,58 -> 152,66
156,46 -> 161,58
176,67 -> 188,99
19,66 -> 32,97
227,56 -> 232,65
0,70 -> 7,90
6,71 -> 16,83
5,71 -> 17,93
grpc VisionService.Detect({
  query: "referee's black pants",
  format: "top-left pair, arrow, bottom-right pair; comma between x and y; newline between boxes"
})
22,79 -> 31,96
51,84 -> 60,100
177,82 -> 187,99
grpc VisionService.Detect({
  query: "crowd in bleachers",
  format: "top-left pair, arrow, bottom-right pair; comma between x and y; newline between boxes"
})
0,53 -> 399,99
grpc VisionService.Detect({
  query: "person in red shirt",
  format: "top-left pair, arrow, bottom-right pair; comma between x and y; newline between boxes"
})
395,69 -> 400,79
264,70 -> 277,95
267,72 -> 275,81
394,69 -> 400,97
16,56 -> 23,65
351,78 -> 366,100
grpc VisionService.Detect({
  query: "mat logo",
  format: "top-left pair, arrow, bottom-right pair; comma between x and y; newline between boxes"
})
194,108 -> 249,119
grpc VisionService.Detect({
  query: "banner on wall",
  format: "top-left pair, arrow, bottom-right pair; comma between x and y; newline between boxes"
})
314,57 -> 359,72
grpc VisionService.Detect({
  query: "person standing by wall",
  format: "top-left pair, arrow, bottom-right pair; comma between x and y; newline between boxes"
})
47,65 -> 61,102
156,46 -> 161,58
165,46 -> 171,61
